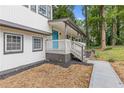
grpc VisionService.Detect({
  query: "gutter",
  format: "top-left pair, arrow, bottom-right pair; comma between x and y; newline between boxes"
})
0,19 -> 52,36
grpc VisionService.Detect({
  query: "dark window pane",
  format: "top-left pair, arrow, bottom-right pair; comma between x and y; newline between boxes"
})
12,36 -> 16,42
38,5 -> 47,16
17,37 -> 21,42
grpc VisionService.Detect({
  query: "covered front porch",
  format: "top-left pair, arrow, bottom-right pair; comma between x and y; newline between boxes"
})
48,18 -> 86,42
46,18 -> 86,63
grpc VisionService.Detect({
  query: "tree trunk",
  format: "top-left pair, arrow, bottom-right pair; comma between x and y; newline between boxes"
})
117,16 -> 120,38
112,22 -> 117,46
100,5 -> 106,50
116,6 -> 120,44
111,6 -> 117,46
84,5 -> 89,48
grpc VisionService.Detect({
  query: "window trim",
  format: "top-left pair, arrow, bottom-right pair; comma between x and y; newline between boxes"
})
47,5 -> 51,19
4,32 -> 23,54
38,5 -> 47,17
23,5 -> 52,19
32,36 -> 43,52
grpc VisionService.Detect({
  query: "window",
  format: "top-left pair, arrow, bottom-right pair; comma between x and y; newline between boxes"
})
23,5 -> 52,19
47,6 -> 51,19
30,5 -> 36,13
4,33 -> 23,54
32,37 -> 43,51
38,5 -> 47,16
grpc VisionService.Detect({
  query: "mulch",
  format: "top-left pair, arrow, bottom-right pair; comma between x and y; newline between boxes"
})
0,62 -> 92,88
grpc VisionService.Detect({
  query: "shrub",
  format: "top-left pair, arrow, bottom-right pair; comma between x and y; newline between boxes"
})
104,47 -> 112,51
108,58 -> 115,62
95,52 -> 100,58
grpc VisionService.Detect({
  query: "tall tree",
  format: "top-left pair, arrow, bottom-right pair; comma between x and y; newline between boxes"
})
84,5 -> 89,48
116,6 -> 120,43
111,6 -> 117,46
100,5 -> 106,50
81,5 -> 124,47
53,5 -> 75,22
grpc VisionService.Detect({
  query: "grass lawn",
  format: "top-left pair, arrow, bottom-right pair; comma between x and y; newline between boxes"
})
95,46 -> 124,61
94,46 -> 124,84
0,63 -> 92,88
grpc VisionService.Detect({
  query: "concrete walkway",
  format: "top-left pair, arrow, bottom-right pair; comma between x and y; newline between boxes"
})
88,60 -> 124,88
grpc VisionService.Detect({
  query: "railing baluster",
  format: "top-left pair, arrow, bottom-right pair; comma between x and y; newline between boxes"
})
71,41 -> 85,62
81,46 -> 83,62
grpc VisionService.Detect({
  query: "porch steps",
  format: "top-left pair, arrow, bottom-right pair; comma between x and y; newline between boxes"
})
71,46 -> 87,62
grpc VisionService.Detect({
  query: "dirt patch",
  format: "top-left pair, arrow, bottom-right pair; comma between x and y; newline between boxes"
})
0,63 -> 92,88
111,61 -> 124,83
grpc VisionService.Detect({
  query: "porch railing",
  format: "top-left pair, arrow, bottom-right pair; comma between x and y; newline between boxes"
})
46,39 -> 71,54
46,39 -> 86,62
71,41 -> 85,61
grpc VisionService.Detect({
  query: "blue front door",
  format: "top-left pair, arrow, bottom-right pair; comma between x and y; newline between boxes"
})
52,31 -> 58,48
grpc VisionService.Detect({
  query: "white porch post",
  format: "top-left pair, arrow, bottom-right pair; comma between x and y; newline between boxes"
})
64,23 -> 67,39
79,34 -> 82,41
64,23 -> 68,54
77,33 -> 80,41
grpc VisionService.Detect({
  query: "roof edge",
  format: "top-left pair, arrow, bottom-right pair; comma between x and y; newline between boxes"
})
48,18 -> 86,37
0,19 -> 52,35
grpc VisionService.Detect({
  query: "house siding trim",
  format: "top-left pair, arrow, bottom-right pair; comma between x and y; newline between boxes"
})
0,60 -> 45,79
0,19 -> 52,36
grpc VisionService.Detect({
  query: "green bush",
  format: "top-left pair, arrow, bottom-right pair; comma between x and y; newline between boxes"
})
95,52 -> 100,58
108,58 -> 115,62
104,47 -> 112,51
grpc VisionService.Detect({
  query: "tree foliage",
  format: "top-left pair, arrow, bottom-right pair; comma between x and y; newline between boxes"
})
82,5 -> 124,48
53,5 -> 75,22
52,5 -> 124,48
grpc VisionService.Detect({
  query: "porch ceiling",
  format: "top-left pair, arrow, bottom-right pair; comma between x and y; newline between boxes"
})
48,18 -> 86,37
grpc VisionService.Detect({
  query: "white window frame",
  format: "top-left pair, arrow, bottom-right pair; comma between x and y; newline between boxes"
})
38,5 -> 47,17
32,37 -> 43,52
4,33 -> 23,54
47,5 -> 51,19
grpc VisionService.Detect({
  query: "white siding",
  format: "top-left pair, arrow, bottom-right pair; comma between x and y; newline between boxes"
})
0,26 -> 46,71
0,5 -> 52,33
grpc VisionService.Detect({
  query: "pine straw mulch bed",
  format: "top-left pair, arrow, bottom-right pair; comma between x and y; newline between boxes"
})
0,63 -> 92,88
111,61 -> 124,83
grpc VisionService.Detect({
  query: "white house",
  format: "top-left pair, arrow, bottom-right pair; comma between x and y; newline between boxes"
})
0,5 -> 86,77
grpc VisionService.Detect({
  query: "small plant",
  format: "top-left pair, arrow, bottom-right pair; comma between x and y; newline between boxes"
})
104,47 -> 112,51
95,52 -> 100,58
108,58 -> 115,62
